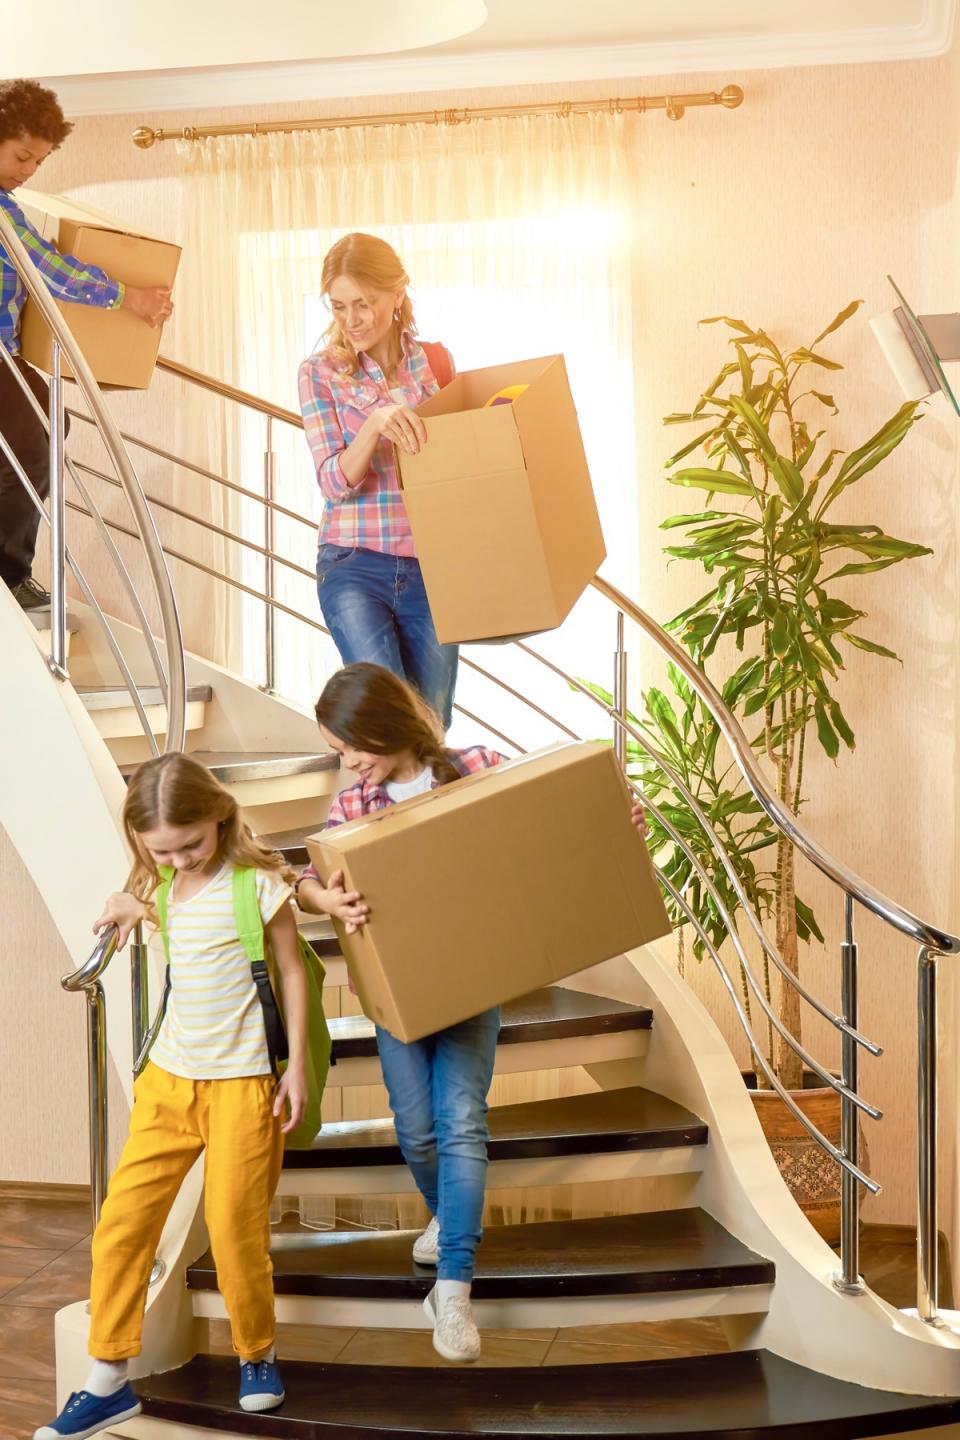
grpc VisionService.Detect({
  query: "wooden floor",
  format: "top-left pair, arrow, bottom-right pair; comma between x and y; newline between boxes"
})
0,1189 -> 950,1440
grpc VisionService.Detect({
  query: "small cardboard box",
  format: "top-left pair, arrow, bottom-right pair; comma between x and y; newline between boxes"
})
17,189 -> 180,390
394,354 -> 606,644
305,742 -> 670,1042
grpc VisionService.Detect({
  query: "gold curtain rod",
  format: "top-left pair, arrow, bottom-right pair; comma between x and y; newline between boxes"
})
132,84 -> 743,148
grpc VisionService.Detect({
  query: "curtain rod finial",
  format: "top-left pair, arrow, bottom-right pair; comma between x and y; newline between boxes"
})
133,126 -> 157,149
720,85 -> 744,109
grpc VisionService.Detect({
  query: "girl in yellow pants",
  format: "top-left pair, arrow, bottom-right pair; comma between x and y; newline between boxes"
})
36,753 -> 308,1440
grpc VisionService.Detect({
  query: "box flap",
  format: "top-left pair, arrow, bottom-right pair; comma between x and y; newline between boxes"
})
14,187 -> 172,245
397,405 -> 524,489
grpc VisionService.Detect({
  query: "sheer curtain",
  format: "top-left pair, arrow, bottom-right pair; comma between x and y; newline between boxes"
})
177,113 -> 637,738
178,113 -> 640,1228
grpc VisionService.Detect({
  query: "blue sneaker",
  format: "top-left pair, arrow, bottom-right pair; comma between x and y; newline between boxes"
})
34,1384 -> 141,1439
239,1357 -> 285,1413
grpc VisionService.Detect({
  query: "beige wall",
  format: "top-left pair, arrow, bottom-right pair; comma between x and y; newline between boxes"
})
15,44 -> 960,1238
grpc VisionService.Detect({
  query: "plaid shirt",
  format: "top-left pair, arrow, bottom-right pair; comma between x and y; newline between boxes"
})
0,189 -> 124,355
302,746 -> 505,882
298,331 -> 453,556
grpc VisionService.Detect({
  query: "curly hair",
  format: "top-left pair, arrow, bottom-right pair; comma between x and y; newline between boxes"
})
0,79 -> 72,146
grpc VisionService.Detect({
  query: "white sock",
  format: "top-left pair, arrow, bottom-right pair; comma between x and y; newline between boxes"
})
239,1347 -> 276,1366
84,1359 -> 128,1397
436,1279 -> 471,1304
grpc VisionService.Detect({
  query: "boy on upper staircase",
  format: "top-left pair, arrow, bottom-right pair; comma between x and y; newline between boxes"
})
0,78 -> 173,611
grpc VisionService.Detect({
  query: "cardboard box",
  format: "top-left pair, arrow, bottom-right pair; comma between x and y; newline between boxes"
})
306,742 -> 670,1042
17,190 -> 180,390
395,355 -> 606,644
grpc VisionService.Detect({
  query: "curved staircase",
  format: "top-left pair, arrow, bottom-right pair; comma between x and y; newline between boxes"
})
4,211 -> 960,1438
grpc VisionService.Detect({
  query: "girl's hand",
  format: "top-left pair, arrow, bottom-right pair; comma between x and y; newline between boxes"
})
369,403 -> 426,456
630,801 -> 649,839
326,868 -> 370,934
92,892 -> 146,949
274,1062 -> 307,1134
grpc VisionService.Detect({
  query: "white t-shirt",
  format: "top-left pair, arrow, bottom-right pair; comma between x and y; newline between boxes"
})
385,764 -> 434,803
149,864 -> 292,1081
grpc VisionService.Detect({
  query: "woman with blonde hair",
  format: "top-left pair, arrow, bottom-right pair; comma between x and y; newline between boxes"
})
298,232 -> 458,730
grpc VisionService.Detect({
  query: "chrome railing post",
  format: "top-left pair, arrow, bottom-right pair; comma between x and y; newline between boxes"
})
48,339 -> 68,679
130,920 -> 149,1065
835,893 -> 865,1294
613,608 -> 627,771
917,945 -> 941,1322
86,981 -> 108,1229
263,415 -> 277,694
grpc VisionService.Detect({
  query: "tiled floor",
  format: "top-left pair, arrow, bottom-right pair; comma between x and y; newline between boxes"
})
0,1192 -> 947,1440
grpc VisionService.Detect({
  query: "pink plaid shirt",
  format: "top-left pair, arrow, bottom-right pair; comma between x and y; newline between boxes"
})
298,331 -> 453,556
301,746 -> 505,883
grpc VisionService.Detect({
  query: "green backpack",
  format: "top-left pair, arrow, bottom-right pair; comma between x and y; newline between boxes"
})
142,864 -> 332,1150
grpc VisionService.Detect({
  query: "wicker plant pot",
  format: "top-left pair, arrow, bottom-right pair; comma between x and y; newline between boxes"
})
748,1078 -> 867,1244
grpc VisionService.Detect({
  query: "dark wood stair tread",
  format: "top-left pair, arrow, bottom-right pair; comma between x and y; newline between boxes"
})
283,1086 -> 706,1170
187,1208 -> 772,1299
136,1348 -> 960,1437
329,987 -> 652,1061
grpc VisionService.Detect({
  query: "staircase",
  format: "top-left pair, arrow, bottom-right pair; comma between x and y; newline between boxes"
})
4,206 -> 960,1438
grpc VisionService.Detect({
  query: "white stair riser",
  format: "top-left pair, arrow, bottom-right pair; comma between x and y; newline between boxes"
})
192,1285 -> 773,1331
92,699 -> 207,741
324,1030 -> 650,1088
275,1145 -> 705,1197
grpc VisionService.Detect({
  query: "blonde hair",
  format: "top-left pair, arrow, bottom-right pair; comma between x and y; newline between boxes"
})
122,752 -> 295,904
320,232 -> 417,374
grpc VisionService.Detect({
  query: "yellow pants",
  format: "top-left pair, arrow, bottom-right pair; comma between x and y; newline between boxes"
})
89,1062 -> 283,1362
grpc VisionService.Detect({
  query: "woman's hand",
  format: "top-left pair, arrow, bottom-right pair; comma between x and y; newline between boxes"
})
630,800 -> 649,839
274,1061 -> 307,1134
367,402 -> 426,456
93,892 -> 146,949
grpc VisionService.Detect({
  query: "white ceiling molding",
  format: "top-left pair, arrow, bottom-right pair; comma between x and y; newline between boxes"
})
44,0 -> 957,119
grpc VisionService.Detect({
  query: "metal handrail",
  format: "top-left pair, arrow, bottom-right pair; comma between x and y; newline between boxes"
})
156,354 -> 301,426
0,209 -> 187,753
590,575 -> 960,957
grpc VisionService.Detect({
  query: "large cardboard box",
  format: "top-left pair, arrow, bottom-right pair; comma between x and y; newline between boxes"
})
17,190 -> 180,390
394,355 -> 606,644
306,742 -> 670,1042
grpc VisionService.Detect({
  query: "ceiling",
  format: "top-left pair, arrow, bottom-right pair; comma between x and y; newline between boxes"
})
18,0 -> 957,117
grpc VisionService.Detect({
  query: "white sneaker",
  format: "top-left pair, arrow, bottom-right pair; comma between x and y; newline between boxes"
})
423,1286 -> 481,1363
412,1215 -> 440,1266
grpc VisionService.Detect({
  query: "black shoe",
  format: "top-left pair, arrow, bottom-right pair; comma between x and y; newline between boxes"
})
11,577 -> 51,611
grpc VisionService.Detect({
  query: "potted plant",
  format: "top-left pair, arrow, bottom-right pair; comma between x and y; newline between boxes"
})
624,303 -> 930,1234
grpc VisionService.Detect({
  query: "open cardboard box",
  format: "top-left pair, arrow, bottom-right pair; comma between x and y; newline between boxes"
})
306,741 -> 670,1042
394,354 -> 606,644
17,189 -> 180,390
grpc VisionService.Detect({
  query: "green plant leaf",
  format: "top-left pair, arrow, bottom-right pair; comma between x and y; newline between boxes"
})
829,699 -> 856,750
770,456 -> 805,506
728,396 -> 778,463
827,557 -> 915,579
790,348 -> 844,370
811,299 -> 863,347
843,633 -> 902,661
667,468 -> 756,496
811,391 -> 839,413
666,428 -> 724,466
660,510 -> 732,531
814,699 -> 840,759
700,315 -> 761,338
770,607 -> 791,656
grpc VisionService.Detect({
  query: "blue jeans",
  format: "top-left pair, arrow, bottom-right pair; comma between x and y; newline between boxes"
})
316,544 -> 459,731
375,1008 -> 500,1283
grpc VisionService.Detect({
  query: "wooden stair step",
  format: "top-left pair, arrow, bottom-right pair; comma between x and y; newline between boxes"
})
328,987 -> 652,1063
262,824 -> 318,866
77,682 -> 212,710
187,1208 -> 772,1300
282,1086 -> 707,1171
120,750 -> 340,784
136,1348 -> 960,1437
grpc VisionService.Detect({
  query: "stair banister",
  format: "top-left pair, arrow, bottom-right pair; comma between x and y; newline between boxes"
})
0,207 -> 187,754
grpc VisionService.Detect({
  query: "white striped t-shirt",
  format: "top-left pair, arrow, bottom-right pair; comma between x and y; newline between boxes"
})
149,863 -> 292,1081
